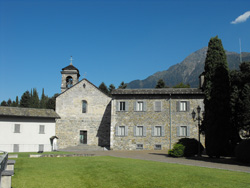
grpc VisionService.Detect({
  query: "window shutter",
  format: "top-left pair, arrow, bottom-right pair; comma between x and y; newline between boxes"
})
177,126 -> 180,136
143,101 -> 147,111
155,101 -> 161,111
134,126 -> 136,137
176,101 -> 180,112
116,101 -> 119,111
161,126 -> 165,137
143,126 -> 147,137
14,124 -> 20,133
187,126 -> 190,137
125,126 -> 128,136
134,101 -> 137,111
187,101 -> 190,112
151,126 -> 155,136
125,101 -> 128,111
115,126 -> 118,136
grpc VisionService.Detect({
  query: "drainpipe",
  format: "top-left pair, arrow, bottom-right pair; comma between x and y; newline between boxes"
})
169,94 -> 172,150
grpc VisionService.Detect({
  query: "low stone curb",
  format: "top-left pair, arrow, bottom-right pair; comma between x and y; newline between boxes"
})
30,154 -> 95,158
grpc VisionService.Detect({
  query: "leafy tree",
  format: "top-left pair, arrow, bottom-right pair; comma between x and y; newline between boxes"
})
118,81 -> 127,89
20,91 -> 31,107
99,82 -> 109,95
173,82 -> 190,88
1,100 -> 8,106
155,79 -> 166,88
202,36 -> 231,157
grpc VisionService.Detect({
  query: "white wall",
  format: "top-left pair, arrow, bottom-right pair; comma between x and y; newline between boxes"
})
0,117 -> 56,152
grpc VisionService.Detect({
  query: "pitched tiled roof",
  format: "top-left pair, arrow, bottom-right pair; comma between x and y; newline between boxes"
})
111,88 -> 203,95
62,64 -> 79,71
0,107 -> 60,119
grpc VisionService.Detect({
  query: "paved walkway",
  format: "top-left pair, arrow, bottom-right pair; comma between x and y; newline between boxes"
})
71,150 -> 250,173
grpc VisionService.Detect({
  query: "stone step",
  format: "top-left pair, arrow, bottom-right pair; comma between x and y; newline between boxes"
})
59,145 -> 108,152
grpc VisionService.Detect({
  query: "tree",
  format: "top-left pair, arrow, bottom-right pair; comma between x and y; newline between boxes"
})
155,79 -> 166,88
202,36 -> 231,157
230,62 -> 250,139
7,99 -> 12,106
46,93 -> 59,110
173,82 -> 190,88
108,84 -> 115,94
118,81 -> 127,89
40,88 -> 49,109
30,88 -> 40,108
20,91 -> 31,107
98,82 -> 109,95
1,100 -> 8,106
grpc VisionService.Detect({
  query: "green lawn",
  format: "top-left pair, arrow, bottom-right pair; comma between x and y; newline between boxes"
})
11,154 -> 250,188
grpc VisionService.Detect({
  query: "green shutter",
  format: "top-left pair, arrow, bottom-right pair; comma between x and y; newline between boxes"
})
143,101 -> 147,111
125,126 -> 128,136
177,126 -> 180,136
151,126 -> 155,136
143,126 -> 147,136
116,101 -> 119,111
125,101 -> 128,111
161,126 -> 165,137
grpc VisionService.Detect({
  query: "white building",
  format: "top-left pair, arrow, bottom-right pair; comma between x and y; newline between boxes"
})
0,106 -> 59,152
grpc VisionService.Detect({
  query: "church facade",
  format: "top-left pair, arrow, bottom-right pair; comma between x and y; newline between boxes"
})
56,63 -> 204,150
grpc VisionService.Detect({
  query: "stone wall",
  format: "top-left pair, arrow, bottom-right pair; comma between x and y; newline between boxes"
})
111,94 -> 204,150
56,79 -> 111,149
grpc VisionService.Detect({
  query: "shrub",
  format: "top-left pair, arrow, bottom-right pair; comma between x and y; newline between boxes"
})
177,138 -> 204,157
235,139 -> 250,163
168,144 -> 185,157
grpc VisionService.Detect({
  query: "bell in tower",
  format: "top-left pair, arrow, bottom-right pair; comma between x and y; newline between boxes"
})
61,56 -> 80,93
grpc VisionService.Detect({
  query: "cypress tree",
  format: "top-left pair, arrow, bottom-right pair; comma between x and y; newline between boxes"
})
203,36 -> 231,157
30,88 -> 40,108
98,82 -> 109,95
40,88 -> 49,109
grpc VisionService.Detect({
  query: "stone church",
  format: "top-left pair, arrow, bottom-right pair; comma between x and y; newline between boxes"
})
56,62 -> 204,150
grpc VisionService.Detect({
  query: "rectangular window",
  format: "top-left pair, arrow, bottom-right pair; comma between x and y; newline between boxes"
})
136,144 -> 143,150
82,100 -> 87,113
180,101 -> 187,111
155,126 -> 162,136
116,101 -> 128,112
116,126 -> 128,137
39,125 -> 45,134
14,124 -> 20,133
39,144 -> 44,152
152,125 -> 165,137
120,102 -> 126,111
155,101 -> 162,112
177,126 -> 190,137
180,126 -> 187,136
154,144 -> 162,150
137,101 -> 143,111
13,144 -> 19,152
134,126 -> 146,137
134,101 -> 147,112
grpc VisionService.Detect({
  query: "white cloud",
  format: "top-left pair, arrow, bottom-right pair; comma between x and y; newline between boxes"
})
231,11 -> 250,24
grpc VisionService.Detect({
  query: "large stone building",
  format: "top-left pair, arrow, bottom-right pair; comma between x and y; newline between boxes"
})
56,63 -> 205,150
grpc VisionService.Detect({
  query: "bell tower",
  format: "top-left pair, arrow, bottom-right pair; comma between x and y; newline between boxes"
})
61,56 -> 80,93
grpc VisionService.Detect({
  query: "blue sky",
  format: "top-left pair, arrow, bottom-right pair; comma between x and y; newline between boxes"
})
0,0 -> 250,102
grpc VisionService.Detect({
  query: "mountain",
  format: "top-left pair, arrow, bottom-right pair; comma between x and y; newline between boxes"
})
127,47 -> 250,88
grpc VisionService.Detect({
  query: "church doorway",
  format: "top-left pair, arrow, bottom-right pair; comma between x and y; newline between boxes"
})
80,130 -> 87,144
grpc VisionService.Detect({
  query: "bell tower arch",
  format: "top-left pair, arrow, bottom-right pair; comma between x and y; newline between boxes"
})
61,57 -> 80,93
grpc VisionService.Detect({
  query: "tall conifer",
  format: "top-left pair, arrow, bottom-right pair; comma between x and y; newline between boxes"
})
203,36 -> 231,157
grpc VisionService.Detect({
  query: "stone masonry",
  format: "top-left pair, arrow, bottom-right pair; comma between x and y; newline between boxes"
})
56,79 -> 111,149
110,89 -> 205,150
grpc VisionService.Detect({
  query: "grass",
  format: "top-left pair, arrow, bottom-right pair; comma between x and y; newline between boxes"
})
11,153 -> 250,188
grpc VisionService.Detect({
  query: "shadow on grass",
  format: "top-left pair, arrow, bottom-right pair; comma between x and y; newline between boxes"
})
149,153 -> 250,167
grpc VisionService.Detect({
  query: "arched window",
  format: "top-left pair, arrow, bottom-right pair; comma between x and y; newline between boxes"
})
82,100 -> 87,113
66,76 -> 73,88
